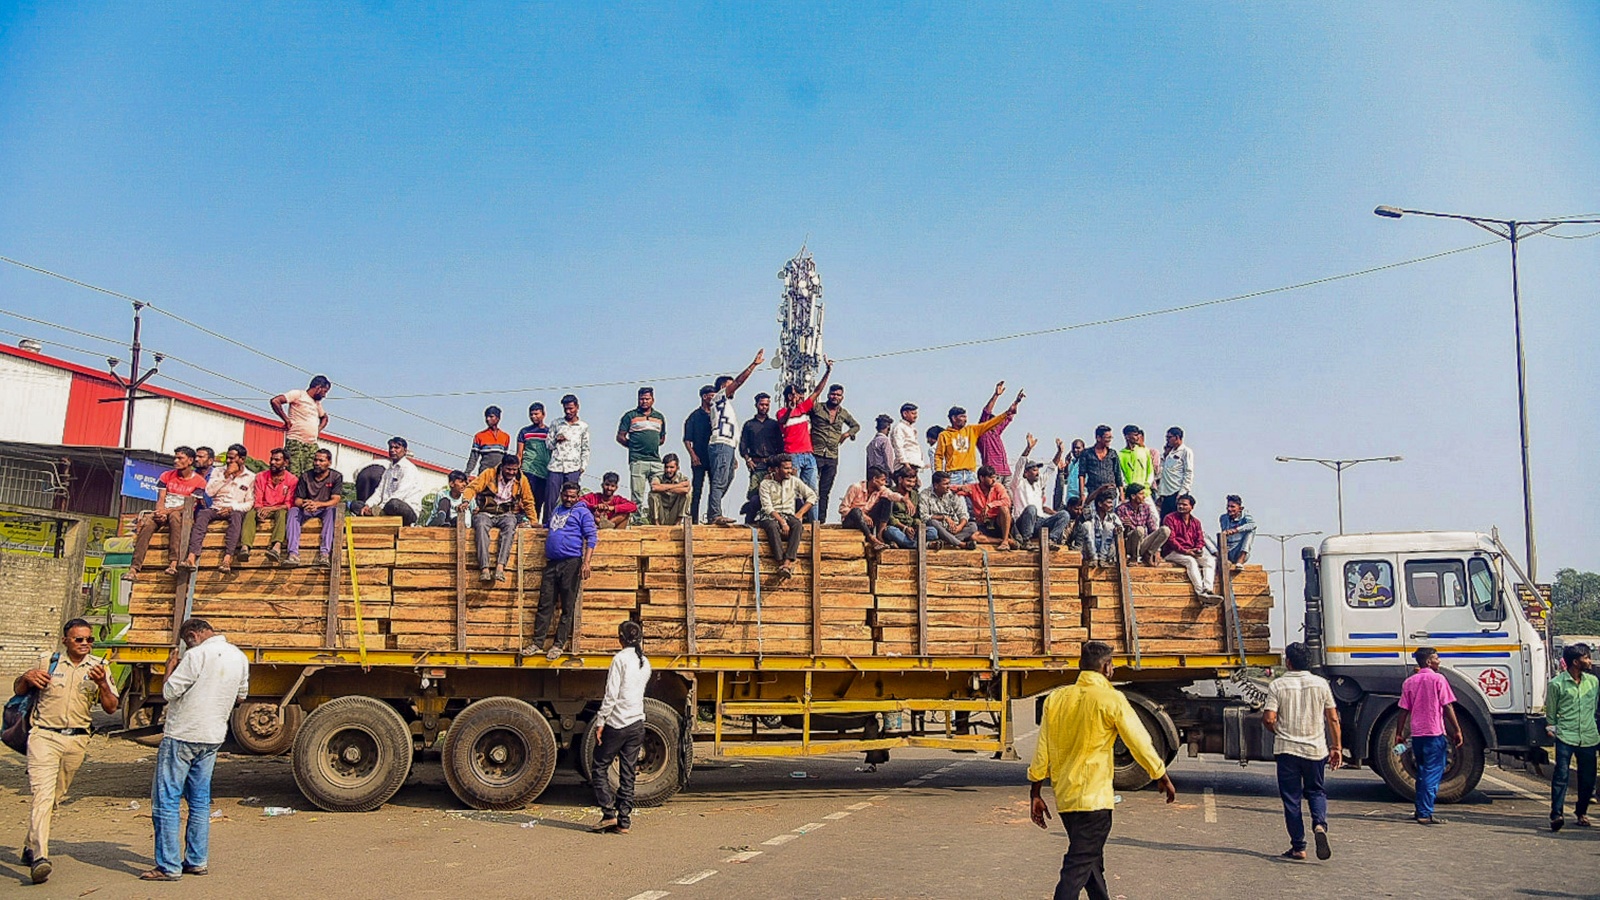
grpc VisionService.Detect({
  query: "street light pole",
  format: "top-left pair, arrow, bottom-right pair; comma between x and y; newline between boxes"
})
1373,205 -> 1600,583
103,302 -> 162,518
1276,456 -> 1402,534
1258,531 -> 1324,610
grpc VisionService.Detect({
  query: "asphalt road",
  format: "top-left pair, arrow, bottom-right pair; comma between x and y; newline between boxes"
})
1,705 -> 1595,899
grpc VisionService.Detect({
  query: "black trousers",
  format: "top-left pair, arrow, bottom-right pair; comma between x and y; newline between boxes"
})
592,719 -> 645,827
534,555 -> 583,648
1055,809 -> 1113,900
759,514 -> 803,563
690,463 -> 708,523
841,498 -> 892,539
815,456 -> 839,523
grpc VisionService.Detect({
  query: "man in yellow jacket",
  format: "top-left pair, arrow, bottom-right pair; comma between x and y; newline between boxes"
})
1029,640 -> 1175,900
462,456 -> 538,583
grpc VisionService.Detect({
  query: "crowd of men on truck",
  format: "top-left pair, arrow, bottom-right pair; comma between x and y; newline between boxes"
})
122,350 -> 1259,606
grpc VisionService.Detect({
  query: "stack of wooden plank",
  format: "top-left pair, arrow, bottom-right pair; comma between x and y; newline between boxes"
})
1084,564 -> 1273,655
636,526 -> 874,655
870,548 -> 1086,656
123,517 -> 398,649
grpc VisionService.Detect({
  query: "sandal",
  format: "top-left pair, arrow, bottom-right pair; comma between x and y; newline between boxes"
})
139,869 -> 181,881
1281,849 -> 1306,861
163,563 -> 180,576
1577,815 -> 1592,827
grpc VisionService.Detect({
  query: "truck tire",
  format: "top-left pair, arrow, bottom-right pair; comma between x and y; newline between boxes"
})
231,702 -> 304,756
441,697 -> 558,810
126,705 -> 166,748
1372,709 -> 1486,804
581,698 -> 684,808
1112,704 -> 1175,791
292,697 -> 413,812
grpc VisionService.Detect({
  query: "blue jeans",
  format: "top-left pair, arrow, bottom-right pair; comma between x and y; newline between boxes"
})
1411,734 -> 1448,820
1551,739 -> 1597,820
1226,530 -> 1256,563
152,737 -> 221,875
1014,507 -> 1071,545
1275,754 -> 1327,851
948,469 -> 977,486
791,453 -> 818,521
706,444 -> 738,519
882,524 -> 917,549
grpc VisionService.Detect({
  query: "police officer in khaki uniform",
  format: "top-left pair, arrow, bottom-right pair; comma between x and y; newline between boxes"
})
11,618 -> 119,885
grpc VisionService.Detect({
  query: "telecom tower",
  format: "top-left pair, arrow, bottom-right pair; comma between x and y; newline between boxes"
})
773,246 -> 825,397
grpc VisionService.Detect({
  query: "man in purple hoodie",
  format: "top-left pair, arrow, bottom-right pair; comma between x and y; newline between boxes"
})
531,481 -> 598,660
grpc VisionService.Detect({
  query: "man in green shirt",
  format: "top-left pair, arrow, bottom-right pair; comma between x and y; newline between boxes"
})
1117,425 -> 1158,501
616,387 -> 667,526
1547,642 -> 1598,831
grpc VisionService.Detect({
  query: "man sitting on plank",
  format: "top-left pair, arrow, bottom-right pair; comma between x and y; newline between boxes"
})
287,448 -> 343,567
756,453 -> 816,580
582,472 -> 638,530
463,455 -> 536,583
251,448 -> 298,564
129,446 -> 207,579
648,453 -> 692,526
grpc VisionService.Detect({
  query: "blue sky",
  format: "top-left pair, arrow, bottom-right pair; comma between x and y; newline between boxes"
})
2,3 -> 1596,594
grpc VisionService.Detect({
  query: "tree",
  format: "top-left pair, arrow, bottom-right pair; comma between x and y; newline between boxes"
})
1549,568 -> 1600,636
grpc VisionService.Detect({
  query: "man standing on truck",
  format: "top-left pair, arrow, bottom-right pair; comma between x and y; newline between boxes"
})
1395,647 -> 1462,826
1263,641 -> 1342,861
1029,640 -> 1175,900
1545,642 -> 1597,831
140,618 -> 249,882
15,618 -> 119,885
532,480 -> 597,660
270,375 -> 330,476
545,394 -> 590,526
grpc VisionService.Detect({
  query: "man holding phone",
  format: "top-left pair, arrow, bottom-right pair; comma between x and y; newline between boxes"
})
13,618 -> 119,885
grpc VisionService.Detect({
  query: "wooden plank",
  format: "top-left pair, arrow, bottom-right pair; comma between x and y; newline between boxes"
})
682,520 -> 696,654
455,512 -> 467,652
1115,530 -> 1138,659
1039,539 -> 1052,653
916,519 -> 928,656
324,505 -> 343,647
810,522 -> 822,656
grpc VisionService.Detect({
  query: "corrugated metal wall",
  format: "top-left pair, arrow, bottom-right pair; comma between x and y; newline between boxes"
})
0,355 -> 69,444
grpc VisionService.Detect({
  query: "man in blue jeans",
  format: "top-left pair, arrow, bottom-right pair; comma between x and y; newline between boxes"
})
140,618 -> 250,882
1263,642 -> 1342,860
1395,646 -> 1463,825
1545,642 -> 1597,831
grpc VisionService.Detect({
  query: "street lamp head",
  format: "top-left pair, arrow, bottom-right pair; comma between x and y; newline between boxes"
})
1385,455 -> 1403,462
1274,456 -> 1289,463
1374,205 -> 1404,219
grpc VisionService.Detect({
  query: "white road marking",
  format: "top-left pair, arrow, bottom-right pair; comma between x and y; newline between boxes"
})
672,870 -> 718,885
762,834 -> 799,846
723,851 -> 763,863
905,779 -> 927,786
1203,788 -> 1217,824
795,822 -> 826,833
845,801 -> 874,811
870,794 -> 888,801
1481,771 -> 1544,802
627,893 -> 671,900
1015,726 -> 1040,743
824,811 -> 851,820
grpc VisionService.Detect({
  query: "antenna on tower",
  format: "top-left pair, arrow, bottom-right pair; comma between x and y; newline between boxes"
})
774,244 -> 824,398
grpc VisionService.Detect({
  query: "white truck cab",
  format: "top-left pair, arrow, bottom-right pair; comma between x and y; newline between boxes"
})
1303,531 -> 1549,802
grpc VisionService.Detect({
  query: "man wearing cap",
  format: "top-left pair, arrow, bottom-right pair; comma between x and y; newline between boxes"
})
1010,435 -> 1071,548
15,618 -> 119,884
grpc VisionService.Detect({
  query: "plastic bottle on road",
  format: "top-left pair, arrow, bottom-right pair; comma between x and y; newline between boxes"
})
262,807 -> 297,817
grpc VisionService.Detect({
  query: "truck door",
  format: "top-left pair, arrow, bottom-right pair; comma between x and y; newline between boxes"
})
1398,555 -> 1521,712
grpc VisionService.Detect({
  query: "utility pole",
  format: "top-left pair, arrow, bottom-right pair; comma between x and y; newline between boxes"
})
1275,456 -> 1401,534
102,302 -> 163,518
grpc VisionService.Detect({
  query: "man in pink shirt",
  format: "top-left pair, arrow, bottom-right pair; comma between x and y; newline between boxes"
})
250,448 -> 299,563
1396,647 -> 1462,825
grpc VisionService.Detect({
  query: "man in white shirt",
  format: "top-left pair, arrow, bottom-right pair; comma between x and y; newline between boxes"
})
141,618 -> 249,882
1263,641 -> 1342,862
183,444 -> 255,572
889,403 -> 924,472
1010,436 -> 1072,548
544,393 -> 591,526
1155,426 -> 1194,520
359,437 -> 426,526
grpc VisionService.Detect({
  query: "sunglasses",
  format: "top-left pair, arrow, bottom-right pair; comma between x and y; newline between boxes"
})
66,636 -> 94,643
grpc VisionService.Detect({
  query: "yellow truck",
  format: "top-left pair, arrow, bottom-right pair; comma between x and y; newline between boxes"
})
106,512 -> 1280,812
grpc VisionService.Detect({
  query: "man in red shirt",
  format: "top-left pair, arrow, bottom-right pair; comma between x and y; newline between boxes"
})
250,448 -> 299,564
130,446 -> 209,579
581,472 -> 638,529
963,465 -> 1015,551
1161,493 -> 1220,603
775,358 -> 833,520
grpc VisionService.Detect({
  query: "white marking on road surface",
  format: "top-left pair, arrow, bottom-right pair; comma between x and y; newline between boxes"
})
1015,726 -> 1040,743
724,851 -> 763,863
846,801 -> 873,811
762,834 -> 799,846
1481,771 -> 1544,802
870,794 -> 888,801
936,765 -> 956,773
672,870 -> 718,885
626,892 -> 671,900
1203,788 -> 1217,823
905,779 -> 927,786
795,822 -> 826,833
824,811 -> 851,820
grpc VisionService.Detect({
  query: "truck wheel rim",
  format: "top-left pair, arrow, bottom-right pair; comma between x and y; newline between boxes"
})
321,727 -> 382,786
471,727 -> 529,786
